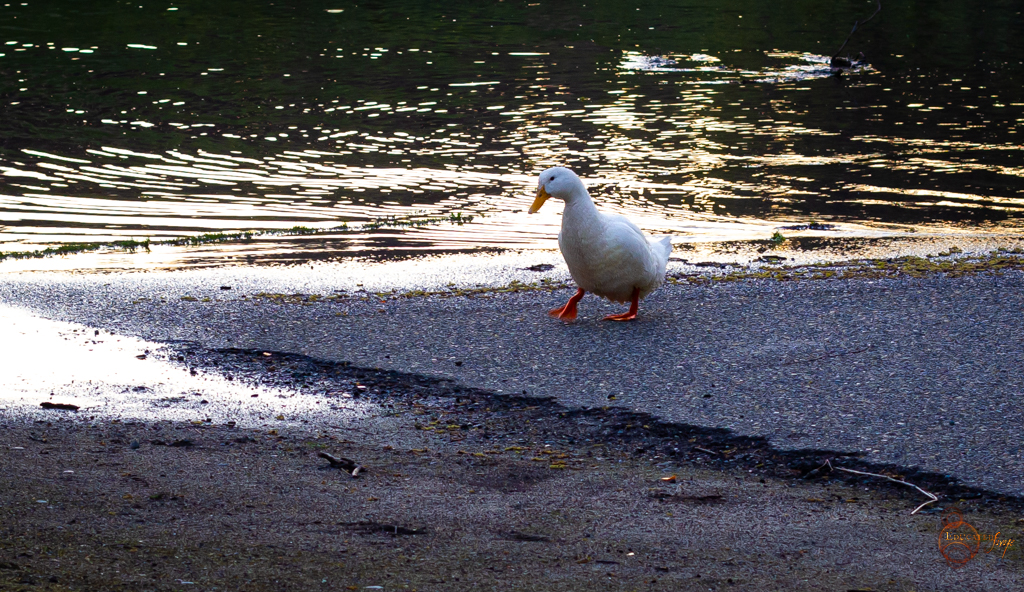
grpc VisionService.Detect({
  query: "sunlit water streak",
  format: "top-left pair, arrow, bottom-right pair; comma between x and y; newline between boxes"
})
2,1 -> 1023,270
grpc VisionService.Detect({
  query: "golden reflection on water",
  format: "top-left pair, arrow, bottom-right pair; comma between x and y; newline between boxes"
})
2,47 -> 1023,265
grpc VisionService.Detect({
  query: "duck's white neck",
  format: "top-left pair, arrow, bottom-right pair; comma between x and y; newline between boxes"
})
562,185 -> 598,220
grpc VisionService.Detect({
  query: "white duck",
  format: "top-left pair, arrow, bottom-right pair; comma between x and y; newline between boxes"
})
529,166 -> 672,321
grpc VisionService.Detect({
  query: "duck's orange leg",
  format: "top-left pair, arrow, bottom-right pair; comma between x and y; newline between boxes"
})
603,287 -> 640,322
549,288 -> 585,321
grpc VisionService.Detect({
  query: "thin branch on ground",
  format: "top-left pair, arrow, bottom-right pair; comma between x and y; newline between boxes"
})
782,345 -> 872,366
813,458 -> 938,514
832,0 -> 882,60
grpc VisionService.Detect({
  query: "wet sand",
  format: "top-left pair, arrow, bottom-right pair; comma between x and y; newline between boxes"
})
3,361 -> 1022,591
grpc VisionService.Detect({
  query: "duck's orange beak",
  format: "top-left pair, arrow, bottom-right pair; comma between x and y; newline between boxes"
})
529,186 -> 551,214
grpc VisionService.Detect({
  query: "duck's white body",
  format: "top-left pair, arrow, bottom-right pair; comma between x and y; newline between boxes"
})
558,188 -> 671,303
530,166 -> 672,320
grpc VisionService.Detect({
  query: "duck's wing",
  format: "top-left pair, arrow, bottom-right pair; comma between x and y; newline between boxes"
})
603,213 -> 672,280
601,212 -> 649,249
598,213 -> 666,275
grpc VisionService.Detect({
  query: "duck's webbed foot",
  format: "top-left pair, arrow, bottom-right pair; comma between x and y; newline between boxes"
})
602,287 -> 640,322
549,288 -> 585,322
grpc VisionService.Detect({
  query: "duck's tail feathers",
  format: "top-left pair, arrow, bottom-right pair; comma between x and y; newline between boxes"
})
654,236 -> 672,274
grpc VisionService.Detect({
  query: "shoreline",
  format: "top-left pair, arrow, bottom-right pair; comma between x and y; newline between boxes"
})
3,230 -> 1023,277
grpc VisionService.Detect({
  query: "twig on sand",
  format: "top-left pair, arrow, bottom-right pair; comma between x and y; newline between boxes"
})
653,488 -> 725,503
811,458 -> 938,514
341,521 -> 423,536
831,0 -> 882,65
40,402 -> 80,411
693,446 -> 719,456
781,345 -> 872,366
317,452 -> 366,477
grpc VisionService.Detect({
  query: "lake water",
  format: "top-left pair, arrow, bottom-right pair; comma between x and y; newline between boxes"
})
2,1 -> 1023,270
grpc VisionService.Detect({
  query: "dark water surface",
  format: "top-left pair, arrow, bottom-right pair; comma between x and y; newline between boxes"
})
2,0 -> 1023,268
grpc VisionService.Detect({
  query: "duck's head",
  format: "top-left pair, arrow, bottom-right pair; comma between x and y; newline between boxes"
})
529,166 -> 585,214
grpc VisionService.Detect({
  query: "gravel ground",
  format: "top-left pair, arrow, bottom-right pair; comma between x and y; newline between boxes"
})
2,266 -> 1023,495
2,263 -> 1024,589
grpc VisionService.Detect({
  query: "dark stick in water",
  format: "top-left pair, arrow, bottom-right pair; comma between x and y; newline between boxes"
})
831,0 -> 882,65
